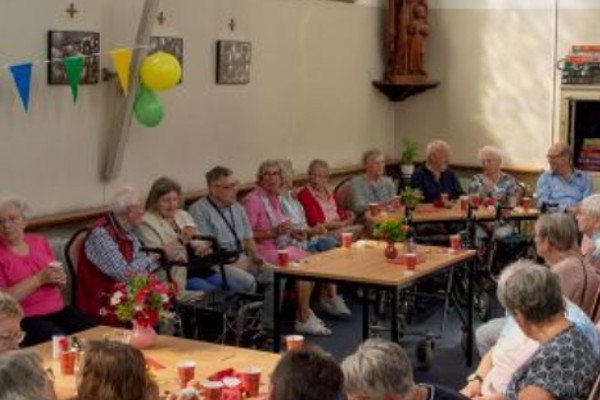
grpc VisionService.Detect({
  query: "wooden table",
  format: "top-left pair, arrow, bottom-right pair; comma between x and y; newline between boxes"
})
35,326 -> 280,400
271,242 -> 477,365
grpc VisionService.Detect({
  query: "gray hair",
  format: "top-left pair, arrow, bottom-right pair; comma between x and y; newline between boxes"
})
308,159 -> 330,175
477,145 -> 503,164
425,139 -> 451,161
278,159 -> 294,186
362,149 -> 385,166
0,196 -> 31,219
497,260 -> 565,323
549,142 -> 572,160
341,338 -> 414,400
535,213 -> 578,251
256,159 -> 281,181
110,187 -> 145,214
0,292 -> 23,320
580,194 -> 600,218
0,350 -> 53,400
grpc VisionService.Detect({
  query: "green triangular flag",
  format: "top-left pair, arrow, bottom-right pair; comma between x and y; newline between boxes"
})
63,56 -> 84,102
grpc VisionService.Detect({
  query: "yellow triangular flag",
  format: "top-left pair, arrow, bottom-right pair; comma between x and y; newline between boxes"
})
111,49 -> 132,95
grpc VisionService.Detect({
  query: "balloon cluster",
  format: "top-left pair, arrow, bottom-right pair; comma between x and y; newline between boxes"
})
134,51 -> 181,128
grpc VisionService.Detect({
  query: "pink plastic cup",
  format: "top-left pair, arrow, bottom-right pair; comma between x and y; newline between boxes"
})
341,232 -> 353,249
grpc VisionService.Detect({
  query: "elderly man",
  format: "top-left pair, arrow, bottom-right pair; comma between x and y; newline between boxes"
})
537,142 -> 593,213
578,194 -> 600,275
77,187 -> 161,322
342,338 -> 467,400
189,166 -> 276,330
410,139 -> 463,202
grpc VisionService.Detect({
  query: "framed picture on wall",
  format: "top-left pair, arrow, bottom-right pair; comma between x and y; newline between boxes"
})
150,36 -> 184,83
47,30 -> 100,85
216,40 -> 251,84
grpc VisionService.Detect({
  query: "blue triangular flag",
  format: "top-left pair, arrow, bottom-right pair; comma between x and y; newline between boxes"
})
9,63 -> 33,111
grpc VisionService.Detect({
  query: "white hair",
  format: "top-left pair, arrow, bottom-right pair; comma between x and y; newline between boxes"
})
110,187 -> 144,214
580,194 -> 600,218
0,350 -> 53,400
477,145 -> 503,164
277,159 -> 295,185
0,195 -> 31,219
424,139 -> 451,161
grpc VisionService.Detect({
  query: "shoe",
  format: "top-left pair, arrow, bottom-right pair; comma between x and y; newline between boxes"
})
321,295 -> 352,317
295,313 -> 332,336
308,309 -> 326,327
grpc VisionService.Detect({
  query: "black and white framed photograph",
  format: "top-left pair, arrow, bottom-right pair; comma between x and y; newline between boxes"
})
216,40 -> 251,84
47,30 -> 100,84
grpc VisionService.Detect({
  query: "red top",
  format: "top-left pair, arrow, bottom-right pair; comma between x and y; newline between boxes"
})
297,186 -> 348,227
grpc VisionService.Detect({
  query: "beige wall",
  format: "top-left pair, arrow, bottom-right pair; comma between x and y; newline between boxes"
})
0,0 -> 394,217
395,0 -> 600,169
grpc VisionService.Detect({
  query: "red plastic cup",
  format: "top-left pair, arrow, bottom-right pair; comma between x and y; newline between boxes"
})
240,367 -> 261,397
286,335 -> 304,350
368,203 -> 381,217
341,232 -> 353,249
440,193 -> 449,206
277,250 -> 289,267
177,360 -> 196,388
521,197 -> 532,211
405,253 -> 417,271
203,380 -> 224,400
450,234 -> 461,251
60,350 -> 77,375
459,196 -> 469,212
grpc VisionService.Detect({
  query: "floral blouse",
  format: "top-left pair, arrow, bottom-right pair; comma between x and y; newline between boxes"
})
468,172 -> 521,206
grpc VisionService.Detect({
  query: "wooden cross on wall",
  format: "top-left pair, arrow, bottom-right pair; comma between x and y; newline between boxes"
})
66,3 -> 78,18
157,11 -> 166,25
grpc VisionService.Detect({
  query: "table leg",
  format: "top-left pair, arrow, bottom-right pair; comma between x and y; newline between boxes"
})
273,273 -> 281,353
466,260 -> 474,366
391,288 -> 399,343
362,285 -> 369,340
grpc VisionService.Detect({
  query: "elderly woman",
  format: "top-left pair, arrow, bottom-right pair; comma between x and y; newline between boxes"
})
470,261 -> 599,400
0,350 -> 57,400
469,146 -> 521,207
76,341 -> 159,400
0,292 -> 24,354
0,196 -> 95,346
342,338 -> 466,400
410,139 -> 463,202
577,194 -> 600,275
279,160 -> 351,317
348,149 -> 396,219
298,159 -> 363,241
78,187 -> 161,323
136,177 -> 256,295
244,160 -> 331,335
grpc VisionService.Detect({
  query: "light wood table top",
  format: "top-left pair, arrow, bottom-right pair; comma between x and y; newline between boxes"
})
273,241 -> 476,287
35,326 -> 280,400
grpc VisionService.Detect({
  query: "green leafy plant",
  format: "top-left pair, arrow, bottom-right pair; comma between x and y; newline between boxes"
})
373,217 -> 409,243
401,138 -> 419,164
401,187 -> 422,208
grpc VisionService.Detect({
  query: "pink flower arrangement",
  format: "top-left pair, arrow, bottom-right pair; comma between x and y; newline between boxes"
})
101,273 -> 175,328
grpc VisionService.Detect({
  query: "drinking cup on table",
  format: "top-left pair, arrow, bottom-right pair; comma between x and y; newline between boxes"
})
368,203 -> 381,217
286,335 -> 305,351
390,196 -> 402,210
459,196 -> 469,212
202,381 -> 224,400
341,232 -> 353,249
60,349 -> 77,375
277,250 -> 289,267
177,360 -> 197,388
469,194 -> 482,208
405,253 -> 418,271
240,367 -> 261,397
521,196 -> 532,211
440,193 -> 449,207
450,234 -> 461,251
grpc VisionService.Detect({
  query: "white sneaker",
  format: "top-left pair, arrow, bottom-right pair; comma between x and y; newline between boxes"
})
295,312 -> 332,336
308,309 -> 326,327
321,295 -> 352,317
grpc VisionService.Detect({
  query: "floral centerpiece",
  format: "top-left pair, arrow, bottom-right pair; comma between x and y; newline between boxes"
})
374,217 -> 410,260
400,187 -> 422,209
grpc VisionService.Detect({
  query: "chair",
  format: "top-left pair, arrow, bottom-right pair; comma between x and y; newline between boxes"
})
63,227 -> 90,306
333,177 -> 353,212
588,373 -> 600,400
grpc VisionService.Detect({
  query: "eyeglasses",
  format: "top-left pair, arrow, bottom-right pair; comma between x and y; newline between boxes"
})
0,330 -> 26,344
215,182 -> 239,190
546,153 -> 565,159
262,171 -> 281,177
0,215 -> 22,226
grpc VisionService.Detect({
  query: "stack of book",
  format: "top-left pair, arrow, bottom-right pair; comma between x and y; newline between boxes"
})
562,45 -> 600,85
578,139 -> 600,171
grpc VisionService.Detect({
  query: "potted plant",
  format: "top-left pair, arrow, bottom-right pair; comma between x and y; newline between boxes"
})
401,187 -> 422,210
400,138 -> 419,180
373,217 -> 410,259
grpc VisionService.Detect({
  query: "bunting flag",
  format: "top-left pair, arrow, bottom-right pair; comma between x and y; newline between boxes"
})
8,63 -> 33,111
111,49 -> 132,95
63,56 -> 84,102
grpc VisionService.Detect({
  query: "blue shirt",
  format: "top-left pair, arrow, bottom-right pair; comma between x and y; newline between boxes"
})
348,174 -> 396,215
410,165 -> 464,203
536,169 -> 593,212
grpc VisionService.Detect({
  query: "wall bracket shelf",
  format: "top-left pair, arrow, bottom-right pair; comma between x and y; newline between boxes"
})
372,79 -> 439,102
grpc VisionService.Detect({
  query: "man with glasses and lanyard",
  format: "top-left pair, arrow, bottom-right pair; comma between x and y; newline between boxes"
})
189,166 -> 275,331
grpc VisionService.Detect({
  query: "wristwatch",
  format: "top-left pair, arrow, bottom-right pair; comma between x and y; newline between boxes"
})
466,373 -> 483,384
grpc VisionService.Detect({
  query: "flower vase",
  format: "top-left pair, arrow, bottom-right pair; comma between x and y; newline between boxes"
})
384,241 -> 398,260
129,322 -> 156,349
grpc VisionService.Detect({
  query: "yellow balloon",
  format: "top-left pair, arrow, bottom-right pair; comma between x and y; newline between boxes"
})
140,51 -> 182,91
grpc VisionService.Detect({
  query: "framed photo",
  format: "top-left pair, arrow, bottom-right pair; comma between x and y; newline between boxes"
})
47,30 -> 100,85
150,36 -> 184,83
216,40 -> 251,84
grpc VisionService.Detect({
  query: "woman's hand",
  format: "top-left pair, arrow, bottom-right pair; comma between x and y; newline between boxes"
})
180,224 -> 197,243
191,240 -> 212,257
460,380 -> 483,399
37,262 -> 67,287
273,220 -> 293,236
291,229 -> 308,241
343,211 -> 356,225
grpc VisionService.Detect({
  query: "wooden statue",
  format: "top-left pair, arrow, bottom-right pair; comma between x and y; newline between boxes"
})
385,0 -> 430,83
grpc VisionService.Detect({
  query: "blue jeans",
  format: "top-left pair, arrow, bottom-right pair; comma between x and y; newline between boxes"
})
186,274 -> 223,292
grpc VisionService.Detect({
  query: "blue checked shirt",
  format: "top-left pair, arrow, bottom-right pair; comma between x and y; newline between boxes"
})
536,169 -> 593,212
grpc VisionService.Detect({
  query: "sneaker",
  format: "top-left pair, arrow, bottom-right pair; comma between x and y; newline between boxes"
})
308,309 -> 326,327
295,313 -> 332,336
321,295 -> 352,317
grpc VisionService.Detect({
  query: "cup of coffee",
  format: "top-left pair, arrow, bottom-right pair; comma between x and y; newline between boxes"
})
341,232 -> 353,249
177,360 -> 197,388
60,349 -> 77,375
240,367 -> 261,397
450,234 -> 461,251
277,250 -> 289,267
202,380 -> 224,400
286,335 -> 305,351
405,253 -> 418,271
368,203 -> 381,217
521,197 -> 532,211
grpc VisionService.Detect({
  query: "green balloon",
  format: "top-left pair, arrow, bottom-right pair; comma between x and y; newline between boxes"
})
134,85 -> 164,127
